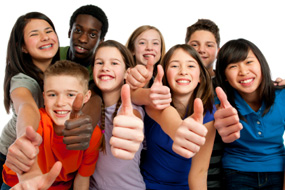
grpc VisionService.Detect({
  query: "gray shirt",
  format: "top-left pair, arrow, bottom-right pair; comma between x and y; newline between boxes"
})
0,73 -> 43,155
89,103 -> 145,190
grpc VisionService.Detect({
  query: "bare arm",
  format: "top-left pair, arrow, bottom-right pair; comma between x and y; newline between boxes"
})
11,87 -> 40,137
188,121 -> 216,190
5,88 -> 42,174
73,173 -> 89,190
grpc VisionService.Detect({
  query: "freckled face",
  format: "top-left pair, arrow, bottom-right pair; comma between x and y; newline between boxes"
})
133,29 -> 161,65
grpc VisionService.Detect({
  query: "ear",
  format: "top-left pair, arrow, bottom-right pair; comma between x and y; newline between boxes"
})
83,90 -> 92,104
22,45 -> 28,53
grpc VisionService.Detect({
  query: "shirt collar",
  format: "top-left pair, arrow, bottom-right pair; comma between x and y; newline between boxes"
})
234,90 -> 265,116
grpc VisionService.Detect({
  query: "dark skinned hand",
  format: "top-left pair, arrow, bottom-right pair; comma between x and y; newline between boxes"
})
63,93 -> 93,150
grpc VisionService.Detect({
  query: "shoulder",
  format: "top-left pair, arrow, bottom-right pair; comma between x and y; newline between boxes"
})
10,73 -> 40,91
60,46 -> 70,60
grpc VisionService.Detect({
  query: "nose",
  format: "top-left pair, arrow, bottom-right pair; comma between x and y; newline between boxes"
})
101,63 -> 110,71
41,32 -> 49,41
55,95 -> 66,107
146,43 -> 153,51
78,32 -> 88,43
198,44 -> 205,54
179,65 -> 188,75
238,64 -> 249,76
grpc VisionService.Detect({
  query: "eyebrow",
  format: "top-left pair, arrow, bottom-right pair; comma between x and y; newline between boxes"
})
75,24 -> 99,32
28,27 -> 52,34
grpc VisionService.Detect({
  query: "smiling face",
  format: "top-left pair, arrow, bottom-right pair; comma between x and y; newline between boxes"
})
166,48 -> 200,101
187,30 -> 218,71
22,19 -> 59,71
225,50 -> 262,100
132,29 -> 161,66
93,46 -> 126,102
43,75 -> 90,134
69,14 -> 103,64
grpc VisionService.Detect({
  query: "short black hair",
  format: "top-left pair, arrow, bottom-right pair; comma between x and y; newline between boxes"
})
69,4 -> 108,40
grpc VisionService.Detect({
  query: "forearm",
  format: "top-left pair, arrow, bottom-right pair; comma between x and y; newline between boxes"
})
82,93 -> 102,127
16,103 -> 40,137
73,174 -> 89,190
130,88 -> 151,106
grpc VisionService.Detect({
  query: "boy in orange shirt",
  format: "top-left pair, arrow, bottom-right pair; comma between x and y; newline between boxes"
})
2,60 -> 101,190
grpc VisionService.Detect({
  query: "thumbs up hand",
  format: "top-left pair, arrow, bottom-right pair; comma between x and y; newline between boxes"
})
172,98 -> 208,158
126,56 -> 155,89
214,87 -> 243,143
110,84 -> 144,160
148,65 -> 171,110
63,93 -> 93,150
5,126 -> 42,174
11,161 -> 62,190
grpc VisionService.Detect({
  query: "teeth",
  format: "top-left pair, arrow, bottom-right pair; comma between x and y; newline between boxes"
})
177,80 -> 190,84
100,76 -> 112,80
240,79 -> 253,84
56,111 -> 68,115
40,44 -> 52,49
77,46 -> 85,50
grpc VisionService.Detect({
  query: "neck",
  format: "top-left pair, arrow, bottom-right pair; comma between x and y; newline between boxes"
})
102,89 -> 121,107
207,67 -> 215,77
33,59 -> 52,72
239,90 -> 262,112
172,93 -> 192,117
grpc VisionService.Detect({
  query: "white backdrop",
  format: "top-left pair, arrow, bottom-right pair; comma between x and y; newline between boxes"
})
0,0 -> 284,133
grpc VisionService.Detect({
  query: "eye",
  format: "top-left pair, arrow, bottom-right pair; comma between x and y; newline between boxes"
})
46,29 -> 54,34
228,64 -> 237,69
47,93 -> 56,97
190,43 -> 198,47
170,64 -> 178,68
139,41 -> 145,45
153,42 -> 160,45
67,93 -> 76,97
207,44 -> 214,48
30,33 -> 38,37
90,32 -> 97,38
95,61 -> 103,65
74,28 -> 81,33
246,60 -> 253,64
112,62 -> 119,65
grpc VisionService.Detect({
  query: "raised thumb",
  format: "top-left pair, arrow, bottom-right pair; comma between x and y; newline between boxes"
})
153,65 -> 164,86
69,93 -> 84,119
191,98 -> 204,124
118,84 -> 133,116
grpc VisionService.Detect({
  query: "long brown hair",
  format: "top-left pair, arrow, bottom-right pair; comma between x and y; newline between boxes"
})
4,12 -> 60,113
94,40 -> 136,153
161,44 -> 214,118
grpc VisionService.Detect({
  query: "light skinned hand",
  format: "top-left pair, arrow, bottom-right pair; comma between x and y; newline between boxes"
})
148,65 -> 172,110
214,87 -> 243,143
172,98 -> 208,158
10,161 -> 62,190
5,126 -> 42,174
110,84 -> 144,160
125,56 -> 155,89
274,77 -> 285,86
63,93 -> 93,150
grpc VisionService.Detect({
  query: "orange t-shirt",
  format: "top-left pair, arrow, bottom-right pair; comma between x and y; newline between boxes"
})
3,108 -> 101,190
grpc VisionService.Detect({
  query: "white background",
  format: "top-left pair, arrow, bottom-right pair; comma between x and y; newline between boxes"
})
0,0 -> 284,133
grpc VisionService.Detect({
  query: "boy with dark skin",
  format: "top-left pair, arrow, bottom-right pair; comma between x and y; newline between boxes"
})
60,4 -> 108,150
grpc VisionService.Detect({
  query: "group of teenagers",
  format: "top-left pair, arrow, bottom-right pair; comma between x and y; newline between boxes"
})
0,3 -> 285,190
